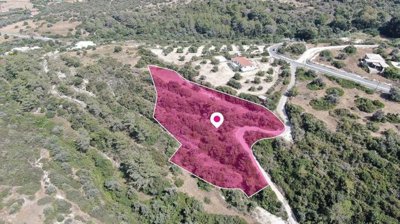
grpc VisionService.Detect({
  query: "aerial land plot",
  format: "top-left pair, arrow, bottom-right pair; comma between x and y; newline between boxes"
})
149,66 -> 285,196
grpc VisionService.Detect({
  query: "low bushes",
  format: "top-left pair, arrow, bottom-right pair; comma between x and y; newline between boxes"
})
355,98 -> 384,113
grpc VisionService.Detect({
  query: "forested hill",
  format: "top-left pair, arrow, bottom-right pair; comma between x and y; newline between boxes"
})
32,0 -> 400,42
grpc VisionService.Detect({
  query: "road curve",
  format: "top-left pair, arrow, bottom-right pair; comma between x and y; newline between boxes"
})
234,126 -> 298,224
268,43 -> 392,93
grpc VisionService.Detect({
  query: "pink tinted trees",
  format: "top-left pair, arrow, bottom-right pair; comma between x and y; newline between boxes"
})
149,65 -> 284,196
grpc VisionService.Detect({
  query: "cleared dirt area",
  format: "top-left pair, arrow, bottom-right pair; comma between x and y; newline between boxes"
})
150,44 -> 266,65
0,0 -> 33,13
193,58 -> 279,95
67,44 -> 139,66
291,74 -> 400,135
0,19 -> 80,37
0,19 -> 36,33
38,20 -> 81,36
194,60 -> 235,86
177,171 -> 256,223
151,46 -> 204,65
150,44 -> 280,95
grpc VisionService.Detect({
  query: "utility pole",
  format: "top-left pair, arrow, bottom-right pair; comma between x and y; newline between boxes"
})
375,82 -> 380,92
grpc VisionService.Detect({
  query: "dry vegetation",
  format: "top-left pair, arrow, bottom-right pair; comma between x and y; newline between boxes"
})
177,172 -> 254,223
290,74 -> 399,135
0,19 -> 81,37
66,43 -> 140,66
0,0 -> 33,13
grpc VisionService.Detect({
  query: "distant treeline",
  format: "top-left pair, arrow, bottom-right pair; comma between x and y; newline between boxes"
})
33,0 -> 400,42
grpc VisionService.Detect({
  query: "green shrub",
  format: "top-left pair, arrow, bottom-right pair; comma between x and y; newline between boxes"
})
238,93 -> 261,104
328,77 -> 372,94
355,98 -> 384,113
227,79 -> 242,89
330,108 -> 359,119
113,46 -> 122,53
386,113 -> 400,123
197,179 -> 211,191
60,55 -> 81,67
389,87 -> 400,102
319,50 -> 333,61
174,178 -> 184,188
211,65 -> 218,72
306,78 -> 326,90
253,77 -> 261,84
233,73 -> 242,80
216,86 -> 237,95
286,87 -> 299,97
188,46 -> 198,53
335,53 -> 347,60
264,76 -> 273,83
162,47 -> 173,55
366,122 -> 380,132
343,45 -> 357,55
310,94 -> 339,110
210,57 -> 220,65
296,68 -> 316,81
383,67 -> 400,80
256,71 -> 265,76
326,87 -> 344,96
332,60 -> 345,69
285,43 -> 306,55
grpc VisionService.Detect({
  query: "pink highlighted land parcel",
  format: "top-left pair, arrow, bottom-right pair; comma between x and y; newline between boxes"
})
149,65 -> 285,196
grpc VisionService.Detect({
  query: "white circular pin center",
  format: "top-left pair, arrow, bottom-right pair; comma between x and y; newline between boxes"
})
210,112 -> 224,128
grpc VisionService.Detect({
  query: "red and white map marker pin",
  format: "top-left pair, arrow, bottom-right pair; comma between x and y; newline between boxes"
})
210,112 -> 224,128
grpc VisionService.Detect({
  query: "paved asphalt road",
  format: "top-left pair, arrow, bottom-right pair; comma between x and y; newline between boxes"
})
268,43 -> 392,93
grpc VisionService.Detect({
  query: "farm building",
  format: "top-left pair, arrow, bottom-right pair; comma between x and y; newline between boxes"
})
362,53 -> 390,73
230,56 -> 257,72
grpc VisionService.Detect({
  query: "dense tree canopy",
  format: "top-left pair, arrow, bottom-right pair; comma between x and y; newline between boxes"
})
32,0 -> 400,43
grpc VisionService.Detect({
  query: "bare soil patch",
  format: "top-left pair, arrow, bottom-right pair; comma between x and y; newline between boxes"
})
38,20 -> 81,36
67,44 -> 139,66
0,19 -> 80,37
177,171 -> 255,223
0,0 -> 33,13
291,74 -> 400,135
0,19 -> 36,34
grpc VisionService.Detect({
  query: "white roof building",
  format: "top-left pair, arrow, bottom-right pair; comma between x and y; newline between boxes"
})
231,56 -> 257,72
364,53 -> 390,68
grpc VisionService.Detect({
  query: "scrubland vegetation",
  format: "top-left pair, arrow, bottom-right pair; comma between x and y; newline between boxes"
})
253,102 -> 400,223
18,0 -> 399,43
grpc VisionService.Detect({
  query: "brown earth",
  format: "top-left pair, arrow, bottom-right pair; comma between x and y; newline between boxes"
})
177,171 -> 256,224
290,74 -> 400,135
0,0 -> 33,13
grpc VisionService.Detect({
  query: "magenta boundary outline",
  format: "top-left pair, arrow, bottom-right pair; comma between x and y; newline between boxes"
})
147,64 -> 287,198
